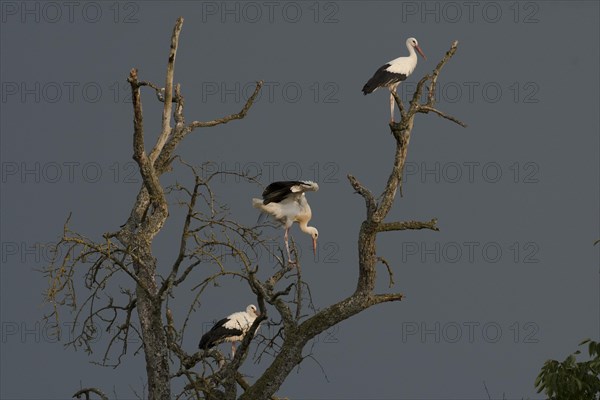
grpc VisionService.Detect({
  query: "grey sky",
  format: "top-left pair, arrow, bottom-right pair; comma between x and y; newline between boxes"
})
1,1 -> 599,399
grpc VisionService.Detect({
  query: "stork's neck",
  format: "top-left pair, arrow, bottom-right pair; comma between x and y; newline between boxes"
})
299,220 -> 313,234
406,43 -> 417,59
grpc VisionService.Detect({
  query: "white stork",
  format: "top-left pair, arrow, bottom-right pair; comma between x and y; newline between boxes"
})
362,37 -> 426,122
252,180 -> 319,264
199,304 -> 260,357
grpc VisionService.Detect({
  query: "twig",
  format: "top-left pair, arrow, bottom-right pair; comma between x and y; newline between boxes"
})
483,380 -> 492,400
377,256 -> 395,288
73,387 -> 109,400
187,81 -> 264,130
417,105 -> 467,127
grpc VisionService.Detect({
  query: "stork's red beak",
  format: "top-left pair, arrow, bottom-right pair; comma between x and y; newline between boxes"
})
312,238 -> 317,257
415,45 -> 426,60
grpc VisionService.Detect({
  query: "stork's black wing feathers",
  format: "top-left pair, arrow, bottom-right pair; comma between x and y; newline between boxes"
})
261,181 -> 307,205
362,63 -> 407,94
199,317 -> 243,350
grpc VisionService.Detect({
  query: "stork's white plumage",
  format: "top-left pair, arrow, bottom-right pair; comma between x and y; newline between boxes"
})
199,304 -> 260,357
252,180 -> 319,264
362,37 -> 426,122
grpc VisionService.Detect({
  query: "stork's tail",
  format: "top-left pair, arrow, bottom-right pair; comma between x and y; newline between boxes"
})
252,198 -> 263,209
252,198 -> 269,225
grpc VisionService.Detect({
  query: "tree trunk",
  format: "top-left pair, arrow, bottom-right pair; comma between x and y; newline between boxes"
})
356,221 -> 378,293
135,254 -> 171,399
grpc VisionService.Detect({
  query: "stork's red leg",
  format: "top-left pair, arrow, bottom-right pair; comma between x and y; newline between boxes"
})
389,92 -> 395,123
284,227 -> 293,264
231,342 -> 236,358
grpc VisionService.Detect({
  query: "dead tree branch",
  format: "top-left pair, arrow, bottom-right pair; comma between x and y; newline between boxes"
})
149,17 -> 184,165
417,105 -> 467,127
187,81 -> 264,130
377,218 -> 439,232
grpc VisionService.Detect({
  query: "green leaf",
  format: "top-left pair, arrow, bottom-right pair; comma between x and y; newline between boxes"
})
534,374 -> 543,387
535,384 -> 544,394
579,338 -> 591,346
588,341 -> 597,356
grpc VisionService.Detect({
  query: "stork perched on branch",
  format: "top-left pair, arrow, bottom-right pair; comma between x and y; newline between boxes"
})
252,180 -> 319,264
199,304 -> 260,358
362,37 -> 426,122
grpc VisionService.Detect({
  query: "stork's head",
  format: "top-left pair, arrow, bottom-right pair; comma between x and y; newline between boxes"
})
407,37 -> 426,60
308,227 -> 319,257
246,304 -> 260,317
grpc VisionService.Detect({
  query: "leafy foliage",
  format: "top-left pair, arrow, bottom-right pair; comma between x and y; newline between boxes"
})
535,339 -> 600,400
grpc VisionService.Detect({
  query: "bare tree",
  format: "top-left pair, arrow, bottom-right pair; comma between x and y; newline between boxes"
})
45,18 -> 464,400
